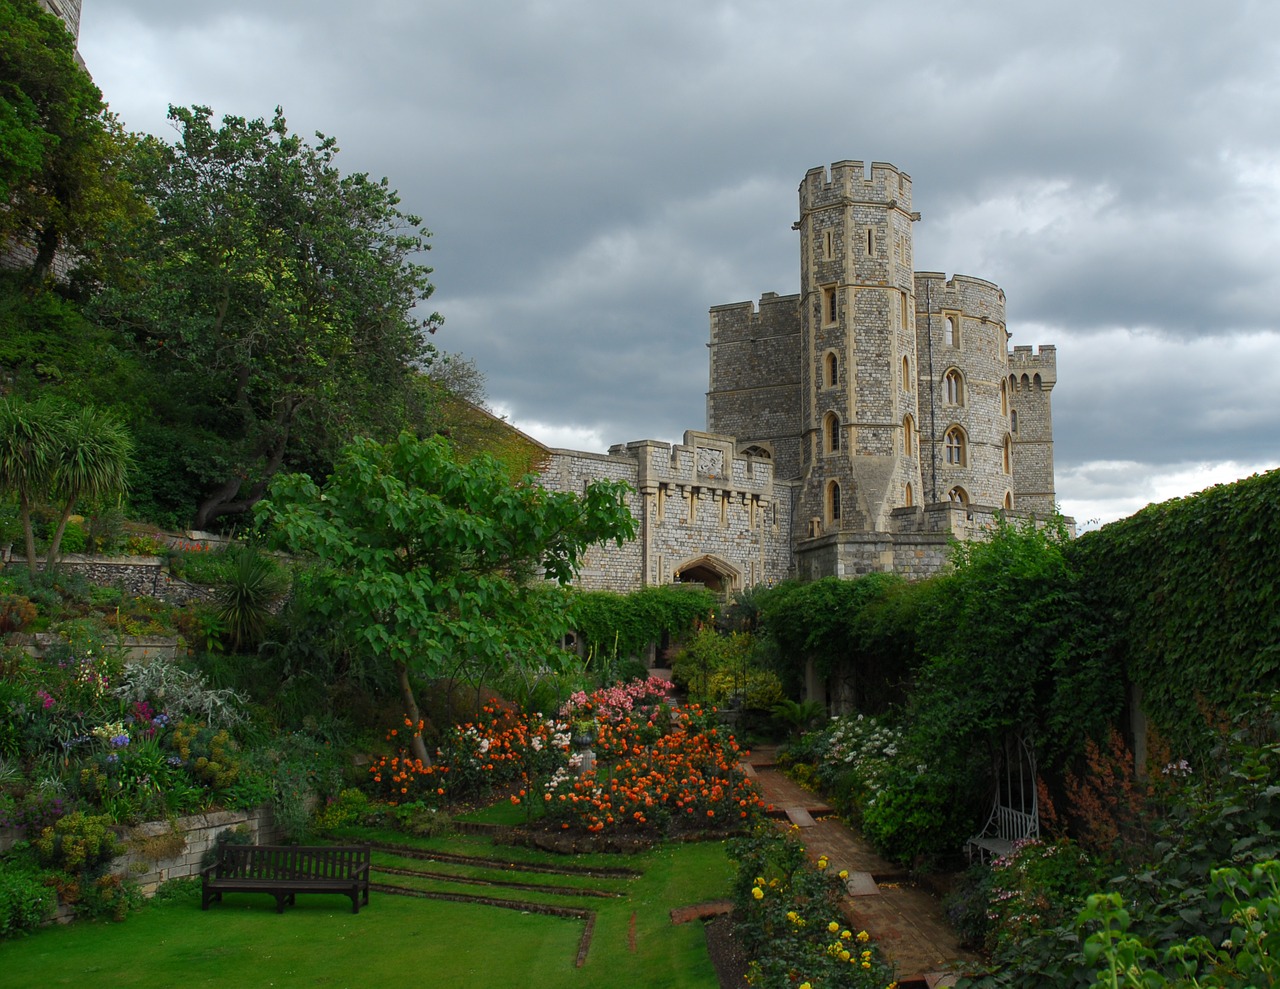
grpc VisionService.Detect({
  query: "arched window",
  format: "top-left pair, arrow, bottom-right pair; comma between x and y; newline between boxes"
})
1003,435 -> 1012,474
828,481 -> 841,523
1000,380 -> 1008,415
944,368 -> 963,405
945,315 -> 959,347
902,414 -> 915,456
902,355 -> 911,390
904,482 -> 914,507
900,291 -> 909,330
825,351 -> 839,387
824,412 -> 841,453
945,427 -> 965,466
1010,409 -> 1018,432
1004,491 -> 1014,510
822,286 -> 838,325
948,486 -> 969,505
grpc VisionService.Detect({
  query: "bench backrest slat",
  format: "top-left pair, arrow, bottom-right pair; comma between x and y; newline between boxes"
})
216,844 -> 370,881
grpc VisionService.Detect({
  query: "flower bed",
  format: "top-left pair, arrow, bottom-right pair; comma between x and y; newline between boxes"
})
365,677 -> 767,841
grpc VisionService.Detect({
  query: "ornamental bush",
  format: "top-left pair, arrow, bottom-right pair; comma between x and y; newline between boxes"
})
728,823 -> 897,989
0,859 -> 57,937
33,811 -> 119,872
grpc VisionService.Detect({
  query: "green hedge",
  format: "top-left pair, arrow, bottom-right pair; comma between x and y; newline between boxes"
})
1069,467 -> 1280,754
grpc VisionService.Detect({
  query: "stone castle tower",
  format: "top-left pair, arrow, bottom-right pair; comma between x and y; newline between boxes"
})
708,160 -> 1059,580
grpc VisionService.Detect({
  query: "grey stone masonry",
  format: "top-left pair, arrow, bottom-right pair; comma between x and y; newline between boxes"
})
540,431 -> 794,594
543,158 -> 1067,589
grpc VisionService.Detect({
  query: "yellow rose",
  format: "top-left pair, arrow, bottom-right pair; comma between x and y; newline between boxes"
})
751,886 -> 764,900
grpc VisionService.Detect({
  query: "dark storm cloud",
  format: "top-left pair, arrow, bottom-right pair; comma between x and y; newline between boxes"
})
78,0 -> 1280,524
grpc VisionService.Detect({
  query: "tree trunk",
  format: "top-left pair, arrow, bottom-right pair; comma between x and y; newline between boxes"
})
18,496 -> 38,570
397,660 -> 431,766
30,224 -> 60,285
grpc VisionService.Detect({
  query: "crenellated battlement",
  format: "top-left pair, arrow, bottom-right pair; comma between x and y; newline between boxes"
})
708,292 -> 800,344
800,160 -> 912,213
1007,345 -> 1057,384
914,271 -> 1006,322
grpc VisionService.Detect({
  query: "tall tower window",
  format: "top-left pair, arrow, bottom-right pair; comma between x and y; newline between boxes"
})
900,290 -> 909,330
823,229 -> 834,259
945,427 -> 965,466
1003,435 -> 1012,474
945,315 -> 959,347
944,368 -> 964,405
902,355 -> 911,390
825,351 -> 839,387
903,414 -> 915,456
1011,409 -> 1019,432
822,286 -> 838,326
1004,491 -> 1014,510
824,412 -> 841,453
828,481 -> 841,523
866,227 -> 874,255
904,482 -> 914,507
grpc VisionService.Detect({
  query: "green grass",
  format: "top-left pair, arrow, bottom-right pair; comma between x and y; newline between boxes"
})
2,834 -> 734,988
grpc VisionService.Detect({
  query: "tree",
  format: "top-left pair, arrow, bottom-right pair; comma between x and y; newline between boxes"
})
97,105 -> 441,529
0,395 -> 60,566
0,0 -> 145,284
257,433 -> 636,763
0,397 -> 133,568
42,403 -> 133,566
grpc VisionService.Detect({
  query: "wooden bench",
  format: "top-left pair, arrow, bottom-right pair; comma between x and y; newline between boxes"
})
201,844 -> 372,914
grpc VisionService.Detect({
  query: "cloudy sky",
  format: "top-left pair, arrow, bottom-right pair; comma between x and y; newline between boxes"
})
76,0 -> 1280,528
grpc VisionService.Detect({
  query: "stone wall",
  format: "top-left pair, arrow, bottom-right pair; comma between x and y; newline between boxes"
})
111,805 -> 288,897
1,555 -> 217,606
707,292 -> 803,480
540,430 -> 794,593
0,803 -> 288,910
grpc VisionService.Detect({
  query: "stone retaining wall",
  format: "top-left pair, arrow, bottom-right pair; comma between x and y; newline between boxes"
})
112,805 -> 287,896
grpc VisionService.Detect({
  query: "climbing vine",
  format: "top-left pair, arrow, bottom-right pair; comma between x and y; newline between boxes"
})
1068,467 -> 1280,756
568,584 -> 715,662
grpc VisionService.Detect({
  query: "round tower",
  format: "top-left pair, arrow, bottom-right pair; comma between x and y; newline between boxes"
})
795,161 -> 922,539
913,273 -> 1012,511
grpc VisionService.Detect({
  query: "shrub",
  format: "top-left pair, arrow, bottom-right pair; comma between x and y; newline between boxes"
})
170,722 -> 241,791
0,858 -> 57,937
0,594 -> 37,634
313,788 -> 373,833
33,811 -> 120,872
728,824 -> 895,988
58,520 -> 87,555
112,660 -> 246,728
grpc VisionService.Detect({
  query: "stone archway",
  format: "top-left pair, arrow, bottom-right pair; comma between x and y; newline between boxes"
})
673,554 -> 741,594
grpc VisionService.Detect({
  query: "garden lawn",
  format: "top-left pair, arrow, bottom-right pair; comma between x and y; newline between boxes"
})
2,836 -> 733,989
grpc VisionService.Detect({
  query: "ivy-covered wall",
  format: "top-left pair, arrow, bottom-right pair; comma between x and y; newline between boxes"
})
1068,468 -> 1280,753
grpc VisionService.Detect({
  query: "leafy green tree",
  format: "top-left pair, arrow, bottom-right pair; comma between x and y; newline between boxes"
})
0,397 -> 133,568
42,403 -> 133,566
0,0 -> 145,284
97,105 -> 441,529
257,433 -> 635,763
0,395 -> 60,566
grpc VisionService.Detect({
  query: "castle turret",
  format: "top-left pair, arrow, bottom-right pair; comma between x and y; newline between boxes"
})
914,273 -> 1013,511
795,161 -> 921,538
1007,346 -> 1058,514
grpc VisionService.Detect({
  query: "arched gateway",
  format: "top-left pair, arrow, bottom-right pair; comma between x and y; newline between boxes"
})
673,554 -> 741,594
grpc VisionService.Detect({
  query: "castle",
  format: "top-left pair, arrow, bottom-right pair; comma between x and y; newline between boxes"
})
542,160 -> 1061,592
16,0 -> 1062,596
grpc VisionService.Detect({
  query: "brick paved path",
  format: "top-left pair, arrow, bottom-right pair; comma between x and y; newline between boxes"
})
746,749 -> 979,988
